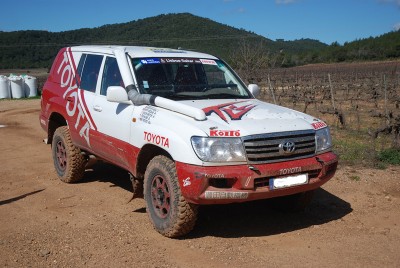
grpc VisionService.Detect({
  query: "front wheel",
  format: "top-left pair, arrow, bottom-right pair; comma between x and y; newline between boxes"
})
144,155 -> 198,238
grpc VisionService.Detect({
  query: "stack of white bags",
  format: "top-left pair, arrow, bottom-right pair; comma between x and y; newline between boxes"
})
0,74 -> 38,99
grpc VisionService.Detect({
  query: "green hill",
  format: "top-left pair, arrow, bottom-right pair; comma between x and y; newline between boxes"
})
320,30 -> 400,62
0,13 -> 398,69
0,13 -> 327,69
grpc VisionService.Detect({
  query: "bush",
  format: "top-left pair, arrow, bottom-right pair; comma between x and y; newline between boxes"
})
377,148 -> 400,165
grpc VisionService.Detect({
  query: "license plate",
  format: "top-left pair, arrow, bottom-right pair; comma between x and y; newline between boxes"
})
269,174 -> 308,190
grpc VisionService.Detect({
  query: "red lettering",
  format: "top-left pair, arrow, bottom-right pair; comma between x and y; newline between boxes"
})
164,138 -> 169,148
55,48 -> 92,147
143,131 -> 169,148
203,101 -> 256,123
312,121 -> 327,130
209,129 -> 241,137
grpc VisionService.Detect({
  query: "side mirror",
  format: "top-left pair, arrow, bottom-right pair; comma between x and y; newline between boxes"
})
248,84 -> 260,98
106,86 -> 129,103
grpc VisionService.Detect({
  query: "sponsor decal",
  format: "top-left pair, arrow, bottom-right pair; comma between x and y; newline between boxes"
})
57,48 -> 95,147
160,58 -> 201,64
139,106 -> 158,124
200,59 -> 217,65
205,191 -> 248,200
279,167 -> 301,175
183,177 -> 191,187
245,177 -> 252,187
141,58 -> 161,64
143,131 -> 170,148
311,121 -> 327,130
209,130 -> 240,137
194,172 -> 225,179
203,101 -> 257,123
150,48 -> 186,54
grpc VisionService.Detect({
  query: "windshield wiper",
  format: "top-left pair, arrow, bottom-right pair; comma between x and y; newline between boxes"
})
205,93 -> 248,99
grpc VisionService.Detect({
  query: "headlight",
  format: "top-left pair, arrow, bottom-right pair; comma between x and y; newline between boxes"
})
191,137 -> 246,162
315,127 -> 332,153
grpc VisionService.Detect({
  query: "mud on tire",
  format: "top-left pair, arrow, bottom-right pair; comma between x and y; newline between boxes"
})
144,155 -> 198,238
52,126 -> 86,183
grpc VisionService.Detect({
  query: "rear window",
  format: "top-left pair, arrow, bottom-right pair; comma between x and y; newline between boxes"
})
78,54 -> 103,92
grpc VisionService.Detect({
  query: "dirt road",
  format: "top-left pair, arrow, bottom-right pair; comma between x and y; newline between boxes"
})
0,99 -> 399,267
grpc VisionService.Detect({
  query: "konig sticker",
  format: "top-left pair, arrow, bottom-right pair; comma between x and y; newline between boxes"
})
203,101 -> 257,123
311,121 -> 327,130
210,130 -> 240,137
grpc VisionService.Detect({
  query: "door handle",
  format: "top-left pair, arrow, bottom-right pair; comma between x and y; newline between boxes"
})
93,105 -> 103,112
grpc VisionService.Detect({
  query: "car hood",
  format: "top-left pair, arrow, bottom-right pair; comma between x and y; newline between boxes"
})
179,99 -> 324,137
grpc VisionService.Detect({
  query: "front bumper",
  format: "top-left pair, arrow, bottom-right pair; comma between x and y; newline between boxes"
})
176,152 -> 338,205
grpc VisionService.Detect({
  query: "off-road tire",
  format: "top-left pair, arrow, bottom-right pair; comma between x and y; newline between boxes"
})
272,190 -> 315,212
144,155 -> 198,238
52,126 -> 86,183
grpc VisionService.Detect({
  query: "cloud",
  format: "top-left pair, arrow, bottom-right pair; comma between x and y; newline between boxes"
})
378,0 -> 400,8
237,7 -> 246,13
275,0 -> 298,5
394,22 -> 400,31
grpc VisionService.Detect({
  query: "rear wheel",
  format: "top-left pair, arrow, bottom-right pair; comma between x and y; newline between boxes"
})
144,155 -> 198,238
51,126 -> 86,183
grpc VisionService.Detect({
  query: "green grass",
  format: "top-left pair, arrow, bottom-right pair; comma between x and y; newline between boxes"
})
349,175 -> 361,181
331,127 -> 399,169
377,148 -> 400,165
0,96 -> 40,101
332,129 -> 375,166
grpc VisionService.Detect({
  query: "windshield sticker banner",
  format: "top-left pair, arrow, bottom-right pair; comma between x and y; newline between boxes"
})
200,59 -> 217,65
203,101 -> 257,123
141,58 -> 161,64
149,48 -> 186,53
160,58 -> 202,64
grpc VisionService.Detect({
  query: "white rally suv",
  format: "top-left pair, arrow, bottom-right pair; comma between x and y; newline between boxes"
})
40,46 -> 338,237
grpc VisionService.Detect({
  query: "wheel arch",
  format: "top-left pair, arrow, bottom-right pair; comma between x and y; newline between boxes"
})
47,112 -> 67,145
135,144 -> 173,179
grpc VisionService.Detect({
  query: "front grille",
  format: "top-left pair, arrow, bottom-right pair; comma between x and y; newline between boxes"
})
243,130 -> 316,164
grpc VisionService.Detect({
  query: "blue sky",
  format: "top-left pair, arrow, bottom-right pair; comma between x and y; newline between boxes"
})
0,0 -> 399,44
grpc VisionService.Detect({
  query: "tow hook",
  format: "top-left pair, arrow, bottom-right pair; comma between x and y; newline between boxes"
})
248,165 -> 261,175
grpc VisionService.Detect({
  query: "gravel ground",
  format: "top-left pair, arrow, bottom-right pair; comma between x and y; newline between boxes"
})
0,99 -> 399,267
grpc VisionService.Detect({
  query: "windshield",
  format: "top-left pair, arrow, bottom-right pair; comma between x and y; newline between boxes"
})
132,57 -> 251,100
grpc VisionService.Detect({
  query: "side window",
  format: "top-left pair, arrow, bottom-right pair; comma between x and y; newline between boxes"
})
79,54 -> 103,92
100,57 -> 124,96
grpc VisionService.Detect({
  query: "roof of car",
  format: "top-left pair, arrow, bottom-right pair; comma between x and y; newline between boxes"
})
69,45 -> 219,60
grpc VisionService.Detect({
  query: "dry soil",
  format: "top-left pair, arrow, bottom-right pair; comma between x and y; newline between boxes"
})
0,99 -> 399,267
